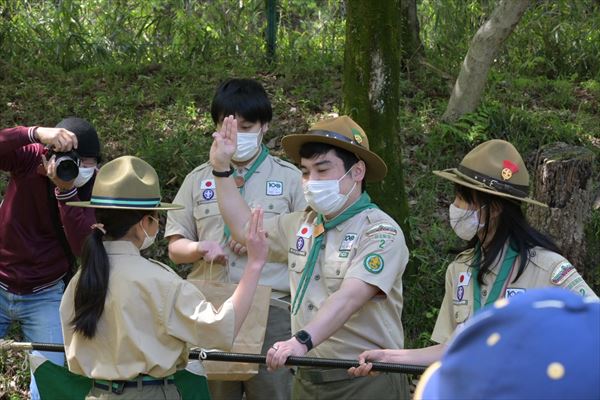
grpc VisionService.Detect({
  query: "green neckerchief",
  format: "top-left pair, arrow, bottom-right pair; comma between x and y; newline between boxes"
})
223,145 -> 270,241
472,243 -> 518,313
290,192 -> 378,315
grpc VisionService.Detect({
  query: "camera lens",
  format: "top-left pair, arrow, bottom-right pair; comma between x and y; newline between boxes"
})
55,153 -> 80,181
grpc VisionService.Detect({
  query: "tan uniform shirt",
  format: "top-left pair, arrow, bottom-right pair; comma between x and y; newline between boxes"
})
60,241 -> 235,380
263,207 -> 409,359
432,246 -> 598,344
165,154 -> 306,298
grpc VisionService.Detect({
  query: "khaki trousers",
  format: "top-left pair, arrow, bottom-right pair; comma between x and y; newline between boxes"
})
292,368 -> 410,400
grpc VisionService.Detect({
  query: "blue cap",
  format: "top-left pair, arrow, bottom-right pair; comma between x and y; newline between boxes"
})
415,288 -> 600,399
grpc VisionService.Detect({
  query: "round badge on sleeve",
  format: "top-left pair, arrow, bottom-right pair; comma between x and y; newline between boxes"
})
364,253 -> 384,274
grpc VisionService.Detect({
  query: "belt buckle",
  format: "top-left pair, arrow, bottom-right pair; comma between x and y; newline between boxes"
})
111,381 -> 126,395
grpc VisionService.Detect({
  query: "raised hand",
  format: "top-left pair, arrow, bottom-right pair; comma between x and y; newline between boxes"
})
210,115 -> 237,171
35,127 -> 78,152
245,208 -> 268,269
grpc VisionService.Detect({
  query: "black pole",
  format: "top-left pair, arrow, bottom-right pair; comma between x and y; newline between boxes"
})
265,0 -> 277,63
4,342 -> 427,375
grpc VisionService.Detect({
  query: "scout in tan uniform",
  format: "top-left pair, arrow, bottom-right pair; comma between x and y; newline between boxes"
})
166,79 -> 305,400
210,115 -> 410,399
349,139 -> 597,376
60,156 -> 269,399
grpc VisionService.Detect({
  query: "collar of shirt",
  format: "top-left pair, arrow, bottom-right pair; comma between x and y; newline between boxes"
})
103,240 -> 141,256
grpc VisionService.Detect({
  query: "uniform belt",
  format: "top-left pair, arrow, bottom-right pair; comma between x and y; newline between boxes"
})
295,367 -> 355,384
93,375 -> 175,394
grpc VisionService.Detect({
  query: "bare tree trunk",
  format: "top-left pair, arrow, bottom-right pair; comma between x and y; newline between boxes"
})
526,143 -> 596,276
442,0 -> 530,122
343,0 -> 411,240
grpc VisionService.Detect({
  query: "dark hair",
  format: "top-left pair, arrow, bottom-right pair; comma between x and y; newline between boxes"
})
210,79 -> 272,125
72,208 -> 153,338
299,142 -> 365,192
454,184 -> 561,285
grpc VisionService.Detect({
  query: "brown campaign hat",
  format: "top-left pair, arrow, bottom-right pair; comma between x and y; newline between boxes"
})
433,139 -> 547,207
281,116 -> 388,181
68,156 -> 183,210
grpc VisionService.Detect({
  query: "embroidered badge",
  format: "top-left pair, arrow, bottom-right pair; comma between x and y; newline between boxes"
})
457,285 -> 465,301
366,223 -> 398,237
202,189 -> 215,201
550,261 -> 576,285
201,179 -> 216,189
363,253 -> 384,274
338,251 -> 350,258
289,248 -> 307,257
339,233 -> 358,252
505,288 -> 526,298
457,271 -> 472,286
296,237 -> 305,251
297,224 -> 313,238
266,180 -> 283,196
351,128 -> 363,144
501,160 -> 519,181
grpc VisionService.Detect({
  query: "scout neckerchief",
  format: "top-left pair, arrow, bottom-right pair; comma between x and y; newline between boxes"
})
472,243 -> 518,313
290,192 -> 378,315
223,145 -> 270,241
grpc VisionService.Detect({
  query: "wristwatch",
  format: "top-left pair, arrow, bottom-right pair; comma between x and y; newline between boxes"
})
212,166 -> 234,178
293,330 -> 313,351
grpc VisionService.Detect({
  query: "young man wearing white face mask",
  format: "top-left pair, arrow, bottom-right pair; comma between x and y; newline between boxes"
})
210,115 -> 411,400
166,78 -> 306,400
0,117 -> 100,399
348,139 -> 597,378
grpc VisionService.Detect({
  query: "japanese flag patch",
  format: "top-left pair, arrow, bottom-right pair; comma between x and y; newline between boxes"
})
296,224 -> 313,238
201,179 -> 216,190
457,271 -> 471,286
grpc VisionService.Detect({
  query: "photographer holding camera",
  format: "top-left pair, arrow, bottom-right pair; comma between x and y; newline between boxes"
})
0,117 -> 100,399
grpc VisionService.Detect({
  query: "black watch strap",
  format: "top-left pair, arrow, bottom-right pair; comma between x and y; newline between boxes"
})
212,166 -> 234,178
293,330 -> 313,351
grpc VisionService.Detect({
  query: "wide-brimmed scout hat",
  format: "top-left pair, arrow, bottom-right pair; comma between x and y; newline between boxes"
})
68,156 -> 183,210
281,115 -> 388,181
433,139 -> 547,207
414,288 -> 600,399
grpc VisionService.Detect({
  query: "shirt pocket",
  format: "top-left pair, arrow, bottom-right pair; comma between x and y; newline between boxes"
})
453,303 -> 471,325
256,197 -> 290,217
322,259 -> 351,294
192,201 -> 221,239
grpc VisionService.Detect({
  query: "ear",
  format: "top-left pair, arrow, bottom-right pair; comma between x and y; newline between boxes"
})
261,122 -> 269,133
352,160 -> 366,182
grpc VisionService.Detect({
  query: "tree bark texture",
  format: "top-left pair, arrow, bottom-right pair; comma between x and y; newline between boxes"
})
442,0 -> 530,122
526,143 -> 596,275
343,0 -> 411,239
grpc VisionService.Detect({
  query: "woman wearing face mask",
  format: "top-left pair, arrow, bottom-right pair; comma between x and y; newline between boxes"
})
58,156 -> 269,399
348,139 -> 597,375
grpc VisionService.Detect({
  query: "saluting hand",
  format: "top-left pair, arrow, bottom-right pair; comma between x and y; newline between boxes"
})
245,208 -> 267,270
35,127 -> 78,152
210,115 -> 237,171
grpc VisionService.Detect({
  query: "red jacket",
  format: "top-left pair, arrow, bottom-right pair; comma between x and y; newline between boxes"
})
0,126 -> 95,294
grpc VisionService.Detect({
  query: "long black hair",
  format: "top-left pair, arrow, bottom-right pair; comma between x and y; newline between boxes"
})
454,184 -> 561,285
72,208 -> 153,338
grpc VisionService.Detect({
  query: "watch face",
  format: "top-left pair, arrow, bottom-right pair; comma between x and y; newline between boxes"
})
295,330 -> 309,343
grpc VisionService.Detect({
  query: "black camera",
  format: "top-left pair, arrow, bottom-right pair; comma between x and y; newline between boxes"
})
46,149 -> 80,181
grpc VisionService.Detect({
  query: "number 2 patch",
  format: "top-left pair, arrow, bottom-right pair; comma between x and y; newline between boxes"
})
364,253 -> 384,274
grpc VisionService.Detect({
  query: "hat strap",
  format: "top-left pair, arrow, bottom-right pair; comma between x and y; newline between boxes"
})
90,195 -> 161,208
457,165 -> 529,198
309,130 -> 364,148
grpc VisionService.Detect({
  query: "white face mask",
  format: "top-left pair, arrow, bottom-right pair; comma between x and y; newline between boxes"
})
303,167 -> 357,215
73,167 -> 95,187
449,203 -> 485,241
232,129 -> 261,162
140,217 -> 158,250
